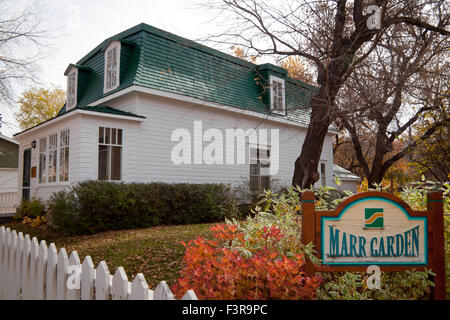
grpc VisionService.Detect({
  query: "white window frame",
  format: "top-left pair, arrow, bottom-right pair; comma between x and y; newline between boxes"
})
320,162 -> 326,186
59,129 -> 70,182
66,68 -> 78,110
38,129 -> 71,184
38,137 -> 47,184
47,132 -> 58,183
249,144 -> 271,192
269,75 -> 286,115
98,127 -> 123,181
103,41 -> 121,94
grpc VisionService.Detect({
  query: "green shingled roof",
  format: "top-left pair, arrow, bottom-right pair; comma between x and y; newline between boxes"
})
57,23 -> 317,126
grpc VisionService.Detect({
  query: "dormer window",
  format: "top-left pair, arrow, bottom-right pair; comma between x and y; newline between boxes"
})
104,41 -> 121,93
270,75 -> 285,114
66,68 -> 78,109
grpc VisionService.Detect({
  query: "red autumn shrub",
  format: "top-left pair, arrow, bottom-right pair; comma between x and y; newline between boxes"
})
172,224 -> 321,299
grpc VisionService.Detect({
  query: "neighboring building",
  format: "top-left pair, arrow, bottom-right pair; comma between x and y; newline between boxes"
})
0,134 -> 19,214
13,23 -> 338,203
333,164 -> 361,193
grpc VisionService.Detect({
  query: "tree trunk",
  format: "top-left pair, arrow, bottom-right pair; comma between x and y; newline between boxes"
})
292,92 -> 333,188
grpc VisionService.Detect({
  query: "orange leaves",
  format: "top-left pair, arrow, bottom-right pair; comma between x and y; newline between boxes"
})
172,223 -> 321,300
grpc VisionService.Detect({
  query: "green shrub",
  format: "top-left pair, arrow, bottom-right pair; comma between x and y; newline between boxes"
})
14,198 -> 46,220
47,181 -> 239,235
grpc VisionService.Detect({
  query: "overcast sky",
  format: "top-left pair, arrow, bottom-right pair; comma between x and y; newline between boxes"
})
1,0 -> 240,137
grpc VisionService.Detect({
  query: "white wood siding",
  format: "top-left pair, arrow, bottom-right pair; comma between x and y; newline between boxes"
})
15,115 -> 82,203
0,169 -> 18,193
15,91 -> 336,203
86,92 -> 335,188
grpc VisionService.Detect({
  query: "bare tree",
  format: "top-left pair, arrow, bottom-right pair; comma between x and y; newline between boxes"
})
201,0 -> 449,188
336,22 -> 449,186
0,0 -> 49,108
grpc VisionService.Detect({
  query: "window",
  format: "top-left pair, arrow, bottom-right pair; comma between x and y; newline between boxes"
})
98,127 -> 122,181
270,76 -> 285,114
249,147 -> 270,192
67,69 -> 77,109
48,133 -> 57,183
39,138 -> 47,183
59,129 -> 70,182
321,163 -> 326,186
104,42 -> 120,93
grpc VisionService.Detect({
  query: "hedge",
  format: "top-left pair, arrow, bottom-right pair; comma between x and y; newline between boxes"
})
47,181 -> 239,235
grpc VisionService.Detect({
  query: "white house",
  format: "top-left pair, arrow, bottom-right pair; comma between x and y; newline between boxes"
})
13,23 -> 338,204
333,164 -> 361,193
0,134 -> 18,215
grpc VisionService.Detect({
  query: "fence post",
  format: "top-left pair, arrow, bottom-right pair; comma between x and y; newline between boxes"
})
36,240 -> 48,300
301,191 -> 316,276
14,232 -> 24,299
427,192 -> 446,300
7,230 -> 17,300
46,243 -> 57,300
56,248 -> 69,300
29,237 -> 39,299
68,251 -> 81,300
81,256 -> 95,300
21,234 -> 31,300
95,261 -> 111,300
131,273 -> 150,300
111,267 -> 129,300
154,281 -> 175,300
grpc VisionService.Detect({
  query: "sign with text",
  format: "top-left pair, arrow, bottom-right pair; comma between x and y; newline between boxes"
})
300,190 -> 446,300
321,197 -> 427,266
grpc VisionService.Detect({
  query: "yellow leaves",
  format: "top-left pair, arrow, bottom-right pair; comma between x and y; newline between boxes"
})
279,56 -> 314,84
21,215 -> 47,227
16,86 -> 66,130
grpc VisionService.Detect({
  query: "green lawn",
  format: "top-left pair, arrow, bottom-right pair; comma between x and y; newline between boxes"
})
1,221 -> 213,289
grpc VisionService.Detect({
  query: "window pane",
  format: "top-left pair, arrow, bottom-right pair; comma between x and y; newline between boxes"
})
259,148 -> 270,160
250,175 -> 260,192
261,176 -> 270,191
48,134 -> 57,183
249,147 -> 258,164
105,128 -> 110,144
112,128 -> 116,145
117,129 -> 122,145
64,147 -> 69,181
99,127 -> 104,144
39,138 -> 47,184
321,163 -> 326,186
111,146 -> 121,180
59,148 -> 65,181
98,145 -> 109,180
260,163 -> 270,176
250,163 -> 260,175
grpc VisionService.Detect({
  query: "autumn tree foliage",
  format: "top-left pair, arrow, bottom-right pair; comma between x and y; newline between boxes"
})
172,224 -> 321,300
15,86 -> 65,130
278,56 -> 314,85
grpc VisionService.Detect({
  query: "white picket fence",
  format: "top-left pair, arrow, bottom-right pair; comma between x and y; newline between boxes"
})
0,226 -> 197,300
